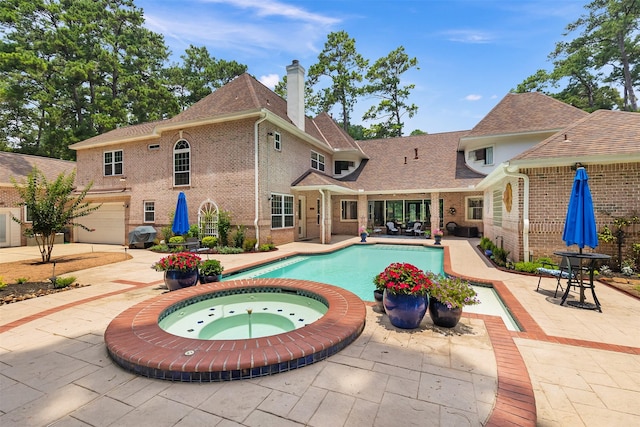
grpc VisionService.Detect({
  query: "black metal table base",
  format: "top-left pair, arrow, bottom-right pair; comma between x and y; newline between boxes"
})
566,300 -> 599,310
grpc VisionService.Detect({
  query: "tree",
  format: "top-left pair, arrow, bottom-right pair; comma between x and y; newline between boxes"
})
516,0 -> 638,111
164,45 -> 247,111
307,31 -> 368,131
0,0 -> 176,158
362,46 -> 418,138
410,129 -> 427,136
11,167 -> 100,262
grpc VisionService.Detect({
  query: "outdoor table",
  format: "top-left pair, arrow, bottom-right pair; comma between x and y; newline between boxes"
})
553,251 -> 610,312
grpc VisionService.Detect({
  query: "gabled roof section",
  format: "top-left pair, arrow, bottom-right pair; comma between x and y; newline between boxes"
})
464,92 -> 588,139
169,73 -> 288,123
335,130 -> 484,192
0,152 -> 75,186
512,110 -> 640,162
311,113 -> 363,152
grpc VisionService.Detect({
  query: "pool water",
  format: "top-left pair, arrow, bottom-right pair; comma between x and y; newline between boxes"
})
226,244 -> 520,331
159,292 -> 328,340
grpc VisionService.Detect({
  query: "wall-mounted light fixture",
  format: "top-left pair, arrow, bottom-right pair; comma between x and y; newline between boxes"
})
119,177 -> 127,182
449,206 -> 456,215
571,162 -> 584,171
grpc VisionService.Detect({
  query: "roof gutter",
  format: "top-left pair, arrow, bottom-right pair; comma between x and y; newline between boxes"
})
503,163 -> 530,262
254,113 -> 268,248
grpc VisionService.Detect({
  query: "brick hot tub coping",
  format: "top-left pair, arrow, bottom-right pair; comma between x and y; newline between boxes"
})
104,278 -> 366,382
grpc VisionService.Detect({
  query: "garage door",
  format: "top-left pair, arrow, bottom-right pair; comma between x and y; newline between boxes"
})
76,203 -> 125,245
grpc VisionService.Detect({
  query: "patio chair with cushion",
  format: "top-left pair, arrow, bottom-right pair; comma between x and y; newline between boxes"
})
535,256 -> 584,297
386,221 -> 399,235
404,222 -> 425,237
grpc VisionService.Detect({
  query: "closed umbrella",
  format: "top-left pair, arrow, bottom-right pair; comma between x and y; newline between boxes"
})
562,167 -> 598,253
172,192 -> 190,235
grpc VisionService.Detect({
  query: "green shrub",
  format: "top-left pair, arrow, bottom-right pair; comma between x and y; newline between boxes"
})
218,246 -> 243,254
201,236 -> 218,249
514,261 -> 542,273
492,247 -> 509,266
16,277 -> 29,284
149,244 -> 167,252
479,237 -> 492,250
168,236 -> 185,244
0,277 -> 6,289
243,238 -> 257,252
187,224 -> 200,239
218,211 -> 232,247
54,276 -> 76,289
258,243 -> 275,252
232,225 -> 245,248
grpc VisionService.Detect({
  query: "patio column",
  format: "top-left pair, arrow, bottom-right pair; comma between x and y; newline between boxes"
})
358,192 -> 368,233
431,192 -> 440,232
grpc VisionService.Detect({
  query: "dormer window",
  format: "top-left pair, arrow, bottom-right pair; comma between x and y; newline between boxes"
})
468,147 -> 493,165
335,160 -> 354,175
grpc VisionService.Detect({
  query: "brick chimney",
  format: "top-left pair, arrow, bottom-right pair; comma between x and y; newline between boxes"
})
286,60 -> 305,131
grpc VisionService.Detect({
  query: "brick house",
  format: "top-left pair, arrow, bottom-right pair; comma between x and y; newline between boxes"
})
0,152 -> 76,247
8,60 -> 634,263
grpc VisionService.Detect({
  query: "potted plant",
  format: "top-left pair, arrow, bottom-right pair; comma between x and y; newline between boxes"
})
359,226 -> 369,243
373,263 -> 433,329
424,229 -> 431,239
427,274 -> 480,328
199,259 -> 224,284
433,229 -> 444,245
153,252 -> 201,291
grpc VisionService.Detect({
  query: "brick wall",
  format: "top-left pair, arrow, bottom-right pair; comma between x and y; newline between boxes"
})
483,162 -> 640,263
75,119 -> 332,246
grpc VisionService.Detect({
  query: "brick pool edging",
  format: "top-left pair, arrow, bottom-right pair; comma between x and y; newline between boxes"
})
104,278 -> 367,382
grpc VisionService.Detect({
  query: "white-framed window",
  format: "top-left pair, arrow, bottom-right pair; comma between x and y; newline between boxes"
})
274,132 -> 281,151
466,197 -> 483,221
341,200 -> 358,221
311,151 -> 325,172
104,150 -> 123,176
144,201 -> 155,223
271,194 -> 294,228
469,147 -> 493,165
24,206 -> 33,223
173,139 -> 190,186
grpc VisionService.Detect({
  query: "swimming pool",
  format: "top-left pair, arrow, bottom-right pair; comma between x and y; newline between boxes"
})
226,244 -> 520,331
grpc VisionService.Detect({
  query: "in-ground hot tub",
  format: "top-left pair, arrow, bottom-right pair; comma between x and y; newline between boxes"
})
105,279 -> 366,382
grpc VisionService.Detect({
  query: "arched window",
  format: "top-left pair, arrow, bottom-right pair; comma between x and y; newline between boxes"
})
173,139 -> 190,186
198,199 -> 219,237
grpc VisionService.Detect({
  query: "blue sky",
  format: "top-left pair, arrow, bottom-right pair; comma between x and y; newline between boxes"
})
136,0 -> 587,134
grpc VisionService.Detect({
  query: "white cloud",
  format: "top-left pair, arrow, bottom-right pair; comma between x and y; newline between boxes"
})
259,73 -> 281,89
465,94 -> 482,101
202,0 -> 340,26
442,30 -> 494,44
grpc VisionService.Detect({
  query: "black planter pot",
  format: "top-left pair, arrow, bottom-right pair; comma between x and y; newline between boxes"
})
428,297 -> 462,328
164,269 -> 199,291
199,273 -> 222,284
373,289 -> 385,312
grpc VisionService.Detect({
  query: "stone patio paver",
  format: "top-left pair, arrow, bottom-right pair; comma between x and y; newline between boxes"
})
0,237 -> 639,426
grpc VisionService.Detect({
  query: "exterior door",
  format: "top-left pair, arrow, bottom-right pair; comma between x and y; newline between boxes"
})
0,212 -> 8,247
298,196 -> 306,239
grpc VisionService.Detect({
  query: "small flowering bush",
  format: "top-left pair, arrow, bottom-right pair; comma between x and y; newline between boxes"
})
427,273 -> 480,309
373,262 -> 432,296
153,252 -> 201,272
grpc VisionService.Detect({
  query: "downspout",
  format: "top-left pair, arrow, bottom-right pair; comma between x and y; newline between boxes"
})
318,188 -> 326,244
504,164 -> 530,262
254,113 -> 268,248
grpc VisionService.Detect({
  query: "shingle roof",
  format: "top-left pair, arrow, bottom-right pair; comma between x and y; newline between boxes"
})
512,110 -> 640,161
293,131 -> 484,193
464,92 -> 588,138
69,73 -> 363,153
0,152 -> 76,185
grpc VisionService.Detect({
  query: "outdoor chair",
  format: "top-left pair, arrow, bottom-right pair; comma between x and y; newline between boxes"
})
535,256 -> 585,297
386,222 -> 399,235
405,222 -> 425,237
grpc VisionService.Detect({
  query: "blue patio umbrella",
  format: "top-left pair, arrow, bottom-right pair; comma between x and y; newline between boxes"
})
562,167 -> 598,253
172,192 -> 190,235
